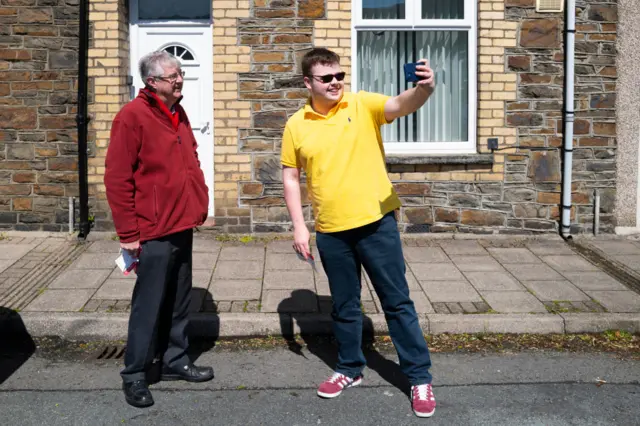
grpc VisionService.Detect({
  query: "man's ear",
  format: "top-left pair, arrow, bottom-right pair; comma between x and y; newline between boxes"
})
303,76 -> 312,91
145,77 -> 157,90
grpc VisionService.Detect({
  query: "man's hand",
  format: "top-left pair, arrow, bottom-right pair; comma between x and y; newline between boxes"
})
293,226 -> 311,259
415,59 -> 435,91
384,59 -> 435,122
120,240 -> 140,256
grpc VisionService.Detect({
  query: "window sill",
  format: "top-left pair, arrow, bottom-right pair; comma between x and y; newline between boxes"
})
385,153 -> 494,166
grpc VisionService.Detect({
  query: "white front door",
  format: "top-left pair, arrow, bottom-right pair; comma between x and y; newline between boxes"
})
130,9 -> 214,216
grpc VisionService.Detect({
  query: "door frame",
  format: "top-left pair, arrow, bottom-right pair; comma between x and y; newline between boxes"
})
128,0 -> 215,216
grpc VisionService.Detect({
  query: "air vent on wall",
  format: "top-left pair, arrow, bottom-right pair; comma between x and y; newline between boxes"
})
536,0 -> 564,13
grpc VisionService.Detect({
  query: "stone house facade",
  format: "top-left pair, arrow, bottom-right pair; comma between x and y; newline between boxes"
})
0,0 -> 638,236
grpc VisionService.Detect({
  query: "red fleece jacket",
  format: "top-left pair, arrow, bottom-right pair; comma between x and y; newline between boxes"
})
104,89 -> 209,243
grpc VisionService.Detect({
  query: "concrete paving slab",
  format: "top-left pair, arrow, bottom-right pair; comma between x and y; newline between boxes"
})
48,269 -> 111,289
93,279 -> 135,300
589,240 -> 640,255
481,291 -> 547,313
0,259 -> 15,274
525,241 -> 574,255
263,270 -> 315,290
218,246 -> 264,261
108,267 -> 135,280
427,314 -> 564,334
561,313 -> 640,333
439,240 -> 488,255
70,253 -> 117,270
23,289 -> 94,312
562,272 -> 630,291
464,271 -> 525,291
503,263 -> 565,281
402,247 -> 450,263
192,270 -> 213,289
0,244 -> 37,260
86,240 -> 120,253
409,290 -> 434,313
522,281 -> 590,302
404,270 -> 421,289
586,291 -> 640,313
450,256 -> 505,272
266,240 -> 297,254
611,255 -> 640,271
541,255 -> 599,272
213,261 -> 263,280
209,280 -> 262,301
315,279 -> 330,296
409,263 -> 466,281
192,253 -> 217,269
261,290 -> 318,313
487,248 -> 541,264
419,280 -> 483,303
265,253 -> 310,270
191,238 -> 222,253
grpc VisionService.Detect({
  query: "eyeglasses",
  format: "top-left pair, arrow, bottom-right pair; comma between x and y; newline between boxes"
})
311,72 -> 346,84
154,70 -> 185,83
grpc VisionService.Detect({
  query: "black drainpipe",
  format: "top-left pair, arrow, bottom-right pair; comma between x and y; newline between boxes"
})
76,0 -> 91,240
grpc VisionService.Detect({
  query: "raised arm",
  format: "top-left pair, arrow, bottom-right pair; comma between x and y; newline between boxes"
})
384,59 -> 435,123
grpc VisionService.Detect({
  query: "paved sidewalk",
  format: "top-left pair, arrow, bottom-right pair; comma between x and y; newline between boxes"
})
1,232 -> 639,340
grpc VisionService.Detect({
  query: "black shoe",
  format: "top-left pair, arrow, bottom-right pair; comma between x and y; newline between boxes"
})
123,380 -> 154,408
161,364 -> 214,383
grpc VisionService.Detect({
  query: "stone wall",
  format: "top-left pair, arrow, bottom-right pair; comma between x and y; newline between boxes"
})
504,0 -> 617,233
0,0 -> 81,231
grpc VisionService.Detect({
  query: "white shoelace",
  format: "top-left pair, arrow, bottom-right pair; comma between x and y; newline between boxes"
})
329,372 -> 350,384
413,384 -> 434,401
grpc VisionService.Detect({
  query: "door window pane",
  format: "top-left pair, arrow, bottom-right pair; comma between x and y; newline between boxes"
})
138,0 -> 210,20
357,30 -> 469,143
421,0 -> 464,19
362,0 -> 405,19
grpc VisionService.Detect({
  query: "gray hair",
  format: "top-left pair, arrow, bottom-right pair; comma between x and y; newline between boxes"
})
139,50 -> 181,82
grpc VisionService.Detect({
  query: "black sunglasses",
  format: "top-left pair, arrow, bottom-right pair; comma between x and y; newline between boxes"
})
311,72 -> 346,84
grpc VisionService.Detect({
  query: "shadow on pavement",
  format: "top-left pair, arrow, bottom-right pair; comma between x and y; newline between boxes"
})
278,289 -> 410,396
0,307 -> 36,385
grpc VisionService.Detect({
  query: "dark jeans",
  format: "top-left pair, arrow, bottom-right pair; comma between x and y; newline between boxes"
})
120,229 -> 193,383
316,212 -> 432,386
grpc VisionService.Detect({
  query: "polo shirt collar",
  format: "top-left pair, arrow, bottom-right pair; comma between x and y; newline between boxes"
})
304,93 -> 349,119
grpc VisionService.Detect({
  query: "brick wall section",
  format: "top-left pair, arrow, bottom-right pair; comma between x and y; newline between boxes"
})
87,0 -> 129,231
504,0 -> 617,233
0,0 -> 81,231
211,0 -> 253,232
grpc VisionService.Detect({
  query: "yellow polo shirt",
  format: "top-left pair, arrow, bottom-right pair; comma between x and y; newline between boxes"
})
281,91 -> 401,233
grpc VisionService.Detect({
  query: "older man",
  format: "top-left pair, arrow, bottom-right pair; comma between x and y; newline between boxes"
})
281,48 -> 437,418
104,51 -> 213,408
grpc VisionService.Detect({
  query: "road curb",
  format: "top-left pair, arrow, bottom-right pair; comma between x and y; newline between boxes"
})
12,312 -> 640,341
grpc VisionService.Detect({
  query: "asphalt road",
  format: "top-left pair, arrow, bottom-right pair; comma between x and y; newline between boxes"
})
1,345 -> 639,425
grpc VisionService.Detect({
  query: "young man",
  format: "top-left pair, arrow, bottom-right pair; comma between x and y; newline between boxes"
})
105,51 -> 213,408
281,48 -> 437,418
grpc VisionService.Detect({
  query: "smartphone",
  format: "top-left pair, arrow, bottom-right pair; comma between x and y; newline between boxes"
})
404,62 -> 425,83
295,251 -> 317,272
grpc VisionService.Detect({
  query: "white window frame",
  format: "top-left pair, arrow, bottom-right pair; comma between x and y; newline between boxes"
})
351,0 -> 477,154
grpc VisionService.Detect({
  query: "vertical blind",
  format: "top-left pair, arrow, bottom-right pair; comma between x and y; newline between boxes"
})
357,30 -> 469,143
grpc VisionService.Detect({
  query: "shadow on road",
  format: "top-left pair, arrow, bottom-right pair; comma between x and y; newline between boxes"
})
278,289 -> 410,396
0,307 -> 36,385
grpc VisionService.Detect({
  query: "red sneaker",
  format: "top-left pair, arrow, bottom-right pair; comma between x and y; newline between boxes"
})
411,384 -> 436,417
317,372 -> 363,398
